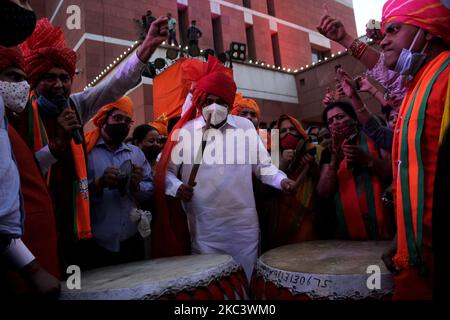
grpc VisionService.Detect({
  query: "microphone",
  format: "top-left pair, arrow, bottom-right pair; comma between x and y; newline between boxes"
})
71,124 -> 84,145
54,96 -> 83,145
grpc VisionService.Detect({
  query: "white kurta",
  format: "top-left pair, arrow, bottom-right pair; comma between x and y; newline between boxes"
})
165,115 -> 286,280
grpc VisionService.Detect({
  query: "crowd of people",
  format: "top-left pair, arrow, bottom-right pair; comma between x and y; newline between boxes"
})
1,0 -> 449,301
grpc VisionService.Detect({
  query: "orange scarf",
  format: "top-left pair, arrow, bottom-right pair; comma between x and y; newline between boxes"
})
392,52 -> 450,269
28,91 -> 92,240
335,133 -> 390,240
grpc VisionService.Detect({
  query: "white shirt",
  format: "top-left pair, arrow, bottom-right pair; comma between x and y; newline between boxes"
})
165,114 -> 286,279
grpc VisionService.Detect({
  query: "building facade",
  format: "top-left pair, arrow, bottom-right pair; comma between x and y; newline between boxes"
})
31,0 -> 358,126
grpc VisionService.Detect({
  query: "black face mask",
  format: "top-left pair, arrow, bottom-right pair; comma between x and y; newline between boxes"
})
142,145 -> 161,161
104,123 -> 130,144
0,0 -> 37,47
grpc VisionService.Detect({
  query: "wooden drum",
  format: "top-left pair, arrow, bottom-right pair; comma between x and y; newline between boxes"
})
251,241 -> 394,300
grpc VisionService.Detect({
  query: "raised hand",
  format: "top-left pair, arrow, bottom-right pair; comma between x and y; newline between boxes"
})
138,16 -> 169,62
358,76 -> 374,93
145,16 -> 169,49
322,87 -> 336,106
316,4 -> 347,43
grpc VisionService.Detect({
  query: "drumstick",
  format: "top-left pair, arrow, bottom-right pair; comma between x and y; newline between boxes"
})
188,113 -> 212,187
287,139 -> 306,173
292,163 -> 311,192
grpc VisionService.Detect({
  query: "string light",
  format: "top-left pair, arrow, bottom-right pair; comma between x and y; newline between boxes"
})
87,37 -> 344,90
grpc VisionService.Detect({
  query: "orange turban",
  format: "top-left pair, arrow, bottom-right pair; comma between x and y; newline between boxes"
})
84,96 -> 134,152
19,18 -> 77,88
0,46 -> 24,73
274,114 -> 308,140
381,0 -> 450,45
231,92 -> 261,119
148,113 -> 168,136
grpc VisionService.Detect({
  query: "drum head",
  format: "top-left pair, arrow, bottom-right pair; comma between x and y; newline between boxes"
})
261,241 -> 392,274
255,241 -> 394,299
60,254 -> 239,300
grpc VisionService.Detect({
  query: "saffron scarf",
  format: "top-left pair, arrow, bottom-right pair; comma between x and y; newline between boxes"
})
392,51 -> 450,269
27,91 -> 91,240
335,133 -> 390,240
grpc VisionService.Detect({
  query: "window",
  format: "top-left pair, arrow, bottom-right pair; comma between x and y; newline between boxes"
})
243,0 -> 251,8
212,17 -> 223,53
246,26 -> 256,61
267,0 -> 275,16
311,48 -> 330,64
271,33 -> 281,67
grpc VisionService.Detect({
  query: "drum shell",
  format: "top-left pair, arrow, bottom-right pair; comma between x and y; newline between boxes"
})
59,254 -> 249,300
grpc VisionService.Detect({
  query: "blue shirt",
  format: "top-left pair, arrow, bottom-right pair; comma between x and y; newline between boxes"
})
87,138 -> 154,252
168,17 -> 176,31
0,96 -> 23,239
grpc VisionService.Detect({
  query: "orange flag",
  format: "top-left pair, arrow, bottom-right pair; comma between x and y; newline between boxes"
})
153,57 -> 233,119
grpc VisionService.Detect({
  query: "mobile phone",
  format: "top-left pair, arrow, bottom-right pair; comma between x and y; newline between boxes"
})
308,147 -> 317,157
346,131 -> 358,145
354,77 -> 361,91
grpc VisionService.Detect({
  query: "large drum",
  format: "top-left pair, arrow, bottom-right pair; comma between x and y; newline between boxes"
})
60,254 -> 248,300
251,241 -> 394,300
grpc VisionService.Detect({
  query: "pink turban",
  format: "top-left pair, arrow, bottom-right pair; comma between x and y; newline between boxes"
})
382,0 -> 450,45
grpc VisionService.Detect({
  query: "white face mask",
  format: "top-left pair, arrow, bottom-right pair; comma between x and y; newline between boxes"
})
394,28 -> 428,84
0,80 -> 30,113
202,103 -> 228,126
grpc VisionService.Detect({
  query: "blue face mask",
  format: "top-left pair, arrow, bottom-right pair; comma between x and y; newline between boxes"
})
394,29 -> 429,84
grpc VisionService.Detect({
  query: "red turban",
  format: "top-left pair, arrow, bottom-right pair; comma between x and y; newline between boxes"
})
194,70 -> 237,108
84,96 -> 134,153
151,56 -> 236,258
0,46 -> 24,73
381,0 -> 450,45
231,92 -> 261,120
19,18 -> 77,88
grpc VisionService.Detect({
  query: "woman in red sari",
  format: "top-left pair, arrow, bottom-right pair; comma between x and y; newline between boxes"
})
268,115 -> 320,248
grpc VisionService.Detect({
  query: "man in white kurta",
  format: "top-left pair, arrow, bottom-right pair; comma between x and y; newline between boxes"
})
165,112 -> 290,280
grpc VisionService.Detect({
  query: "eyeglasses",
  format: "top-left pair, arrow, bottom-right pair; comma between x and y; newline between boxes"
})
110,114 -> 134,125
40,73 -> 71,84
